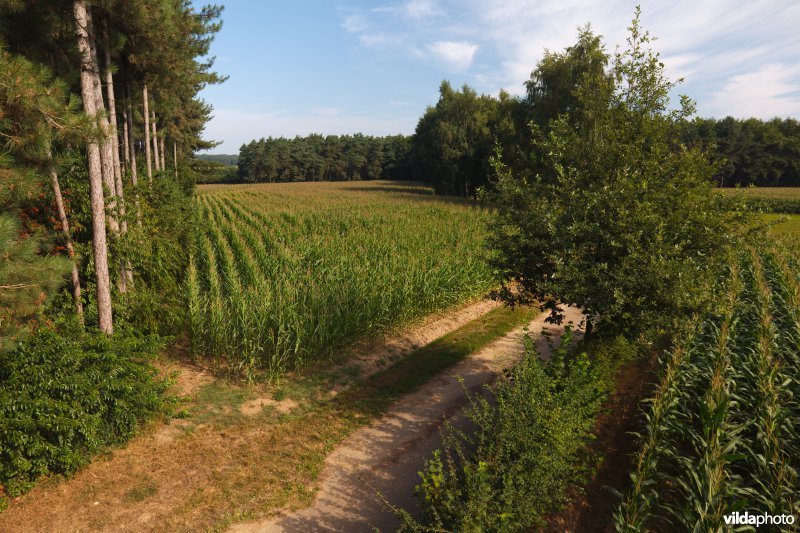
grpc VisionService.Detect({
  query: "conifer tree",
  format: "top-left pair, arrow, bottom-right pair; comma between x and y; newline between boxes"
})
0,49 -> 74,344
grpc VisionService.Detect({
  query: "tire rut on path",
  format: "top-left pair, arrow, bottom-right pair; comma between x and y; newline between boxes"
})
230,306 -> 585,533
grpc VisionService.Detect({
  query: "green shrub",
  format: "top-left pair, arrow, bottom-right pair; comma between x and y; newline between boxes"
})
401,330 -> 635,531
0,327 -> 171,498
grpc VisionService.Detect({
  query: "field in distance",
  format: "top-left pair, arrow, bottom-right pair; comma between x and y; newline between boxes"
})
190,181 -> 495,378
717,186 -> 800,200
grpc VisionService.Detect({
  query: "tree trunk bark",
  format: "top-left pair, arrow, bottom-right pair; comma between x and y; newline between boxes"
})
73,0 -> 113,334
88,18 -> 126,295
173,141 -> 178,179
49,155 -> 84,326
125,80 -> 143,227
152,109 -> 160,171
101,28 -> 126,235
121,99 -> 130,169
160,137 -> 166,171
86,9 -> 119,238
143,82 -> 152,183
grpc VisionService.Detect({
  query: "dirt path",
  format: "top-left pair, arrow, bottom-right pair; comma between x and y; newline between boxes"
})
0,298 -> 504,533
230,306 -> 585,533
331,298 -> 501,380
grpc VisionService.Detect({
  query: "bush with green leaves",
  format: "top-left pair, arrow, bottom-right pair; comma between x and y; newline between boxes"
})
0,327 -> 171,498
400,329 -> 636,531
486,9 -> 749,339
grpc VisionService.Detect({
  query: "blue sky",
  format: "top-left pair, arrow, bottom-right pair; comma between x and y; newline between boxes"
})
197,0 -> 800,153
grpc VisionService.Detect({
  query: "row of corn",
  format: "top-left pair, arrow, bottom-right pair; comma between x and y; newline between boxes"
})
185,183 -> 495,379
616,239 -> 800,530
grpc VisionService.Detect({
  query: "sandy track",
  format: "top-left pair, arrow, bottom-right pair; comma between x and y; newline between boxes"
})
230,306 -> 585,533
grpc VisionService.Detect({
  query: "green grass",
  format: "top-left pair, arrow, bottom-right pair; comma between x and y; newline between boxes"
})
759,213 -> 800,235
344,304 -> 537,410
171,303 -> 537,531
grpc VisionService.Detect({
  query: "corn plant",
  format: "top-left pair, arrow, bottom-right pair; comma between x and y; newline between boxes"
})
616,241 -> 800,531
188,181 -> 495,379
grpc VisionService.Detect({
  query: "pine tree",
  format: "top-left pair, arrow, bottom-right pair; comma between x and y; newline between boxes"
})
0,49 -> 74,347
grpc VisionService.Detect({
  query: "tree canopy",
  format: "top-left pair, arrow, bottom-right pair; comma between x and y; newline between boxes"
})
486,9 -> 749,337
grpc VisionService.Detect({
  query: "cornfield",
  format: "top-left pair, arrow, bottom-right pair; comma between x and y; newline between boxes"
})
187,181 -> 494,378
615,237 -> 800,530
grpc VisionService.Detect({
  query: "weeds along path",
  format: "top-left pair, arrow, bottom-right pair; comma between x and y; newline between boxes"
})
230,306 -> 585,533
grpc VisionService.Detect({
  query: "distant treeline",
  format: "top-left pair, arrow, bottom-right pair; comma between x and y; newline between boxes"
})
233,92 -> 800,194
681,117 -> 800,187
192,158 -> 237,184
196,153 -> 239,166
236,134 -> 412,183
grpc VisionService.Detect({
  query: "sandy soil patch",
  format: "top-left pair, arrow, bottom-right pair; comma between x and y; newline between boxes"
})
0,298 -> 506,532
240,397 -> 299,416
341,298 -> 501,379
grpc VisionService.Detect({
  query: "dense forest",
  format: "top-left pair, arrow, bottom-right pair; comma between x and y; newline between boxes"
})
682,117 -> 800,187
236,134 -> 412,182
196,153 -> 238,165
231,45 -> 800,193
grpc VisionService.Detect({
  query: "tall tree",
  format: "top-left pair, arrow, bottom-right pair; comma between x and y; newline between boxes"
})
73,0 -> 113,333
486,12 -> 748,337
0,49 -> 74,340
143,82 -> 152,182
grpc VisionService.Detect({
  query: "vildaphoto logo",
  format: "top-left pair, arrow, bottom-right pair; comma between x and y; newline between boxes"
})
723,511 -> 796,527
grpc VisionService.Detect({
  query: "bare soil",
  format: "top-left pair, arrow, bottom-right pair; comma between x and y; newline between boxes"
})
320,297 -> 501,382
230,306 -> 586,532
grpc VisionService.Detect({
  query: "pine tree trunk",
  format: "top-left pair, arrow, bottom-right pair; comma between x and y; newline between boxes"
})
86,18 -> 127,295
121,96 -> 130,169
173,141 -> 178,179
102,30 -> 127,235
143,82 -> 152,183
125,80 -> 143,227
49,157 -> 84,325
152,109 -> 160,171
160,137 -> 166,171
73,0 -> 113,334
86,9 -> 119,238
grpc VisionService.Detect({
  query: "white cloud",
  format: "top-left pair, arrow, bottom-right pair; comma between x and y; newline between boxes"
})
341,13 -> 390,47
403,0 -> 444,19
337,0 -> 800,117
341,14 -> 369,34
426,41 -> 479,71
705,64 -> 800,119
374,0 -> 444,20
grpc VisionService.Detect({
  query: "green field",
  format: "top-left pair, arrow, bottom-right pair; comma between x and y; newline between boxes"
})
189,181 -> 494,377
616,239 -> 800,529
718,187 -> 800,215
760,213 -> 800,235
718,187 -> 800,200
